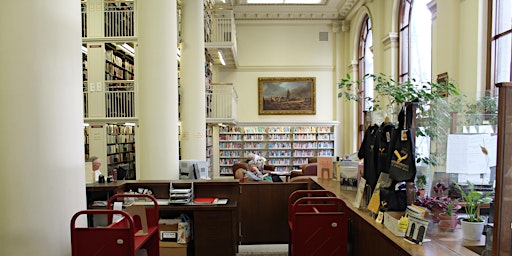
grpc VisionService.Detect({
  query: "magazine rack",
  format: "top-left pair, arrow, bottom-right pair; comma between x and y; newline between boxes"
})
288,191 -> 348,256
71,194 -> 160,256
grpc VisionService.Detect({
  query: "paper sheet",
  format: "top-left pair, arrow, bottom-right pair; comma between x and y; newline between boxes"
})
446,134 -> 497,174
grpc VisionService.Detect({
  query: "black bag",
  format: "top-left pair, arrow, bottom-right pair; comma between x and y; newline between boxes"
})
379,186 -> 407,211
387,106 -> 416,182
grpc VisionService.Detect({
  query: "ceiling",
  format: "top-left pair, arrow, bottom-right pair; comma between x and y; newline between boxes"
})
206,0 -> 359,67
212,0 -> 359,20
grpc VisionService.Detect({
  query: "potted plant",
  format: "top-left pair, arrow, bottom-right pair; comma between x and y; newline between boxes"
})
338,73 -> 459,166
414,195 -> 457,224
438,201 -> 461,231
415,174 -> 427,198
455,181 -> 493,240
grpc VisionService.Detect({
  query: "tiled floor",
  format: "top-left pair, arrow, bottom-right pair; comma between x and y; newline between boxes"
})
237,244 -> 288,256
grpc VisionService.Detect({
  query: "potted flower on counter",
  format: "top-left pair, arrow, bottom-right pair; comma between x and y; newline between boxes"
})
414,195 -> 458,223
438,201 -> 461,231
455,181 -> 493,240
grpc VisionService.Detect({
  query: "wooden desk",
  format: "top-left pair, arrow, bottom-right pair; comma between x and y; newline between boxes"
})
86,179 -> 239,256
311,177 -> 485,256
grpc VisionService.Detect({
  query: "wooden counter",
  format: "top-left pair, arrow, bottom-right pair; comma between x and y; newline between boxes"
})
312,177 -> 486,256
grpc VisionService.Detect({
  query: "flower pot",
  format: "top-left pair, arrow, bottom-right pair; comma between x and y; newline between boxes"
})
438,212 -> 458,231
461,219 -> 485,241
430,205 -> 443,223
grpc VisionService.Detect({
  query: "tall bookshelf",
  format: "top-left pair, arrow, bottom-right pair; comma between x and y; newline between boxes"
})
219,125 -> 335,175
106,123 -> 136,179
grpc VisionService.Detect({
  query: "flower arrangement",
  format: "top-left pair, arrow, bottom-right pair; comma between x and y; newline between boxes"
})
414,195 -> 459,213
414,186 -> 461,223
432,181 -> 449,197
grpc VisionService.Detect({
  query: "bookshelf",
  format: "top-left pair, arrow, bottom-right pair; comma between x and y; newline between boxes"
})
219,125 -> 335,175
106,123 -> 136,179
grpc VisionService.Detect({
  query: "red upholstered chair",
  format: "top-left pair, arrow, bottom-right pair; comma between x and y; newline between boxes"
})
302,163 -> 318,176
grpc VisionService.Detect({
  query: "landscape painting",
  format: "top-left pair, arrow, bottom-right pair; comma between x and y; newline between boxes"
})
258,77 -> 316,115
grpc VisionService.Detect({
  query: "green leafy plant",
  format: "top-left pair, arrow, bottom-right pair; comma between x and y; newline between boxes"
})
416,174 -> 427,190
443,201 -> 460,217
455,181 -> 493,222
338,73 -> 459,166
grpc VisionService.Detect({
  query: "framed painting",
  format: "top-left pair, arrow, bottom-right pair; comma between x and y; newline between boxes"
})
258,77 -> 316,115
437,72 -> 449,98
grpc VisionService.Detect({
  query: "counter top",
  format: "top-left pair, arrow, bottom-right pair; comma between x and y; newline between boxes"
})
312,177 -> 485,256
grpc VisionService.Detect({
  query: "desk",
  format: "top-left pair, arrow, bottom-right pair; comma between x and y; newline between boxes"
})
86,179 -> 239,256
311,177 -> 484,256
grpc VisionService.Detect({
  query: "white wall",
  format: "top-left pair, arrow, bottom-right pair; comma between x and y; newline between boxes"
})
217,21 -> 337,123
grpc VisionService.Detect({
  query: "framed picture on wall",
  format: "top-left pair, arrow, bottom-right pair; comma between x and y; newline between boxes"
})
258,77 -> 316,115
437,72 -> 449,98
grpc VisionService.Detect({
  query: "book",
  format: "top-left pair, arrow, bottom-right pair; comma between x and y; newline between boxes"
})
193,198 -> 229,205
193,197 -> 216,204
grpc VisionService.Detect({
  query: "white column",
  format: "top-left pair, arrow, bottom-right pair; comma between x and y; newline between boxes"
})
180,0 -> 207,161
137,0 -> 179,180
0,0 -> 86,255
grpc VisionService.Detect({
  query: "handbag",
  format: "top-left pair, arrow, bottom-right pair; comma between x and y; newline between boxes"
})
387,106 -> 416,182
379,186 -> 407,212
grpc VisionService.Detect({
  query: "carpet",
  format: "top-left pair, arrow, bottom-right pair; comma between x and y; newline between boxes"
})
236,244 -> 288,256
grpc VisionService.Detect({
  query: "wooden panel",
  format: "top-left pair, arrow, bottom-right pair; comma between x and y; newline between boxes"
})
494,82 -> 512,255
239,182 -> 308,244
194,210 -> 236,255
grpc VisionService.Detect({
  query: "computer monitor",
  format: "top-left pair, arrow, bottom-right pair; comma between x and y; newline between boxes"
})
179,160 -> 210,180
194,161 -> 210,180
117,164 -> 129,180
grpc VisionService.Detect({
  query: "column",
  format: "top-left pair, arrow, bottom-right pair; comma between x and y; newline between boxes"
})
138,0 -> 179,180
180,0 -> 207,161
0,0 -> 86,255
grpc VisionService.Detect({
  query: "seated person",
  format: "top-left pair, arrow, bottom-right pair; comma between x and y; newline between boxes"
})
247,153 -> 282,182
245,160 -> 268,181
233,160 -> 272,183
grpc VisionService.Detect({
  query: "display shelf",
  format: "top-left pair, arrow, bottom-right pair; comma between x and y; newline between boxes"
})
218,125 -> 335,175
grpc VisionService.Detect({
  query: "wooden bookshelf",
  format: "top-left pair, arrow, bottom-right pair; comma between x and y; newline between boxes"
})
219,125 -> 335,175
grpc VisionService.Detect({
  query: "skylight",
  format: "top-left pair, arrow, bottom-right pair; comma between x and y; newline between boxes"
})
246,0 -> 324,4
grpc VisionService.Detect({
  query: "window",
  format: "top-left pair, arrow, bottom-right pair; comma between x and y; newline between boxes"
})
399,0 -> 432,165
400,0 -> 431,84
490,0 -> 512,88
358,15 -> 373,143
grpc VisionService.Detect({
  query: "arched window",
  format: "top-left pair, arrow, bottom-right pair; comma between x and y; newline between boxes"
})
357,15 -> 373,143
399,0 -> 431,83
490,0 -> 512,89
399,0 -> 412,83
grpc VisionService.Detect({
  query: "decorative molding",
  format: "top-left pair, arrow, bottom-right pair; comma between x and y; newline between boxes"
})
339,0 -> 359,19
332,21 -> 341,33
221,65 -> 335,72
341,20 -> 350,32
382,32 -> 398,50
234,11 -> 340,21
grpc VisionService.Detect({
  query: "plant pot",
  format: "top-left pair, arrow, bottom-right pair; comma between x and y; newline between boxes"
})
461,219 -> 485,241
430,205 -> 443,223
438,212 -> 458,232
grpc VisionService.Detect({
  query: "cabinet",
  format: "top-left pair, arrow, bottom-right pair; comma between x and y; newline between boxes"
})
106,123 -> 136,179
219,125 -> 335,175
86,180 -> 240,256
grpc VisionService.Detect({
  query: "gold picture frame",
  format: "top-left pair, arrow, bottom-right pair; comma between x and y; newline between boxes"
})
437,72 -> 449,98
258,77 -> 316,115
